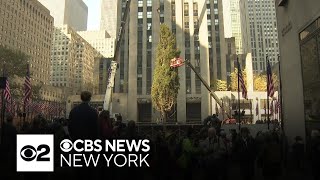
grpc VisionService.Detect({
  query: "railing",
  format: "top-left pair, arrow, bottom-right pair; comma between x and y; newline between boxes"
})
135,123 -> 274,139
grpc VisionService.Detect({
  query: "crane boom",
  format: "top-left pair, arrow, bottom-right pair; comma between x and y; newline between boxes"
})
103,0 -> 131,112
184,60 -> 231,119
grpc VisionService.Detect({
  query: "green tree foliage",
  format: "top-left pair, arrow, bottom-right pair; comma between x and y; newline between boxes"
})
8,77 -> 42,101
151,24 -> 180,120
215,79 -> 228,91
0,45 -> 29,78
0,45 -> 43,100
230,68 -> 247,91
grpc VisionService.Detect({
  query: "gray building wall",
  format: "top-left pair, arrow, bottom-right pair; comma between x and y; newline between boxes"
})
240,0 -> 279,73
64,0 -> 88,31
100,0 -> 120,38
275,0 -> 320,143
111,0 -> 227,123
39,0 -> 88,31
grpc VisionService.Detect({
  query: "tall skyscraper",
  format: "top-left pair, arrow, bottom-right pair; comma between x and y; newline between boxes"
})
78,30 -> 115,58
240,0 -> 279,73
111,0 -> 226,123
0,0 -> 53,84
50,25 -> 101,95
38,0 -> 88,31
230,0 -> 243,54
100,0 -> 120,38
223,0 -> 244,54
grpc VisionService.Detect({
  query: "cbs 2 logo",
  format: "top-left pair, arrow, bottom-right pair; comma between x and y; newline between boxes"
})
20,144 -> 51,162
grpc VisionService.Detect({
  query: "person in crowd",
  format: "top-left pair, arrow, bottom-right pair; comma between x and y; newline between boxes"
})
68,91 -> 99,180
310,130 -> 320,180
28,115 -> 46,134
127,120 -> 139,139
114,114 -> 126,137
229,129 -> 238,146
259,132 -> 282,180
255,131 -> 265,156
99,110 -> 113,139
233,127 -> 256,180
68,91 -> 99,140
1,115 -> 17,176
177,127 -> 199,180
291,136 -> 305,171
219,130 -> 231,180
200,127 -> 226,180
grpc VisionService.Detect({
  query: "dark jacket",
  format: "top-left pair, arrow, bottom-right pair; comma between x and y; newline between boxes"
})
233,136 -> 256,162
1,123 -> 17,152
68,102 -> 98,140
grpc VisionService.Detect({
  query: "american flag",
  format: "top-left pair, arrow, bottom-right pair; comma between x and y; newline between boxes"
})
267,60 -> 275,98
4,77 -> 11,102
24,64 -> 31,108
237,59 -> 247,99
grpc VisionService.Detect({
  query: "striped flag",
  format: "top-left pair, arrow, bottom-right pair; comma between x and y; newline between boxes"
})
237,59 -> 248,99
267,60 -> 275,98
4,78 -> 11,102
24,64 -> 31,108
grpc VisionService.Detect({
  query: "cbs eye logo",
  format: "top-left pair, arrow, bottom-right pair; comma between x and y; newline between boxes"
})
60,139 -> 73,152
20,144 -> 50,162
17,135 -> 54,172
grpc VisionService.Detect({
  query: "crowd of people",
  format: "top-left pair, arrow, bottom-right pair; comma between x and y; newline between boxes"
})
0,91 -> 320,180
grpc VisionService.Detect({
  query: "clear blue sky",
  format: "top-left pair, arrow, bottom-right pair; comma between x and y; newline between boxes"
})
83,0 -> 101,30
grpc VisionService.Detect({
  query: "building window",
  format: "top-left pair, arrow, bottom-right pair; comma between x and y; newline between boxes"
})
300,18 -> 320,123
184,19 -> 189,29
193,3 -> 198,16
147,11 -> 152,18
215,19 -> 219,25
214,8 -> 218,15
138,12 -> 143,19
207,8 -> 211,15
184,3 -> 189,16
147,0 -> 152,7
137,77 -> 142,94
138,0 -> 143,7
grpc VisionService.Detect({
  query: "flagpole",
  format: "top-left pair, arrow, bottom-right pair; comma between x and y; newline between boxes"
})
1,63 -> 6,143
266,55 -> 270,130
237,57 -> 241,131
222,99 -> 225,121
277,55 -> 284,131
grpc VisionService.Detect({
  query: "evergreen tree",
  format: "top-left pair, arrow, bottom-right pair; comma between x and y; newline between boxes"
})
151,24 -> 180,121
